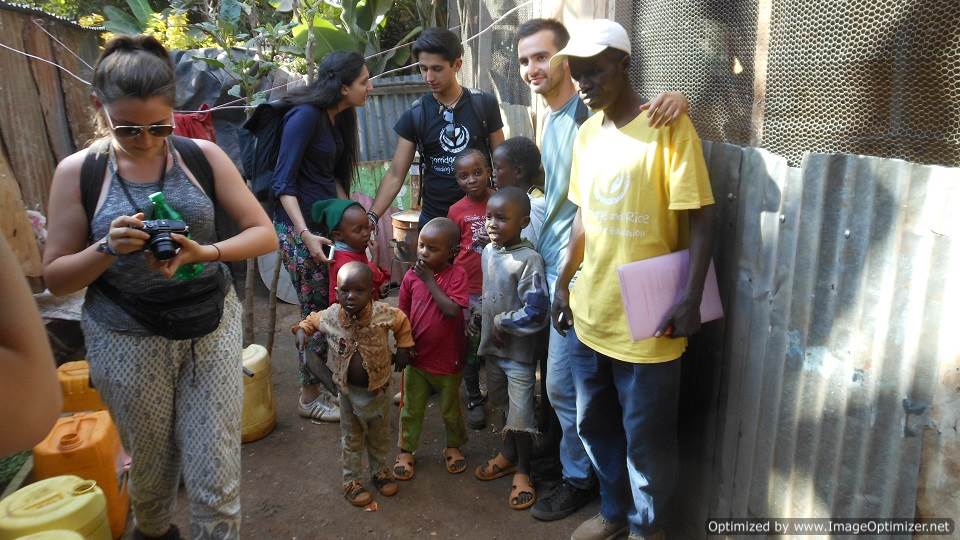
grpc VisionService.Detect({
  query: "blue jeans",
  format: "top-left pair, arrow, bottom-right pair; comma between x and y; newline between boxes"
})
546,321 -> 595,490
566,327 -> 681,535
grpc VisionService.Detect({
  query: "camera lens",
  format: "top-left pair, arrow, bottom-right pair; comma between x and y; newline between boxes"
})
149,233 -> 179,260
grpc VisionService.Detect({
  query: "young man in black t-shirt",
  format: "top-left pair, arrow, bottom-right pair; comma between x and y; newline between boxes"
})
368,28 -> 505,228
368,28 -> 505,431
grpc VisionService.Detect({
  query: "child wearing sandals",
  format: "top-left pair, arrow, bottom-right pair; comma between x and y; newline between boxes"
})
394,217 -> 471,481
473,187 -> 550,510
294,262 -> 415,507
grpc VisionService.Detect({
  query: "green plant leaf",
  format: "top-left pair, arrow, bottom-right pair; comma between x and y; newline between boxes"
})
103,5 -> 144,34
292,16 -> 358,60
125,0 -> 154,27
227,84 -> 243,97
197,21 -> 219,34
279,44 -> 305,55
192,56 -> 226,69
273,0 -> 296,12
352,0 -> 393,32
220,0 -> 242,27
251,92 -> 270,107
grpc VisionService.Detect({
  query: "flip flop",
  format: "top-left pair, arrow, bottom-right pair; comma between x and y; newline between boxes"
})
474,454 -> 516,481
393,452 -> 415,481
443,447 -> 467,474
509,474 -> 536,510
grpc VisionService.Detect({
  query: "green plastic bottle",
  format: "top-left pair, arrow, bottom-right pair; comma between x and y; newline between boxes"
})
148,191 -> 204,280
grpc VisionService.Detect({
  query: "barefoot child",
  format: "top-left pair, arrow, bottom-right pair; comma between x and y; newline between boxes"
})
447,148 -> 495,429
473,187 -> 550,510
294,262 -> 415,507
312,199 -> 389,303
394,218 -> 471,480
492,136 -> 546,245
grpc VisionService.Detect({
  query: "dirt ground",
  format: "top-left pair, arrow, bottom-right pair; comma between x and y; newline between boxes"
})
162,284 -> 596,539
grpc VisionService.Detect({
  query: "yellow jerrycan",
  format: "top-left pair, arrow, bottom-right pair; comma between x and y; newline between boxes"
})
0,475 -> 110,540
57,361 -> 106,413
242,344 -> 277,443
32,413 -> 128,539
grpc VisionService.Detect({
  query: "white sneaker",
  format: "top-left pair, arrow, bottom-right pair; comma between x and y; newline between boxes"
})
298,392 -> 340,422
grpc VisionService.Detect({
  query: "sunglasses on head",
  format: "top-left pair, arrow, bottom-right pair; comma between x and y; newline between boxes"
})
104,108 -> 176,139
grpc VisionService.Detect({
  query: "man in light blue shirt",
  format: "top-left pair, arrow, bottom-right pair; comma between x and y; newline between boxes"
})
516,18 -> 689,525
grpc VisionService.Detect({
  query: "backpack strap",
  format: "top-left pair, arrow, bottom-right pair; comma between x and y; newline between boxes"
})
80,138 -> 112,229
410,96 -> 427,207
170,135 -> 214,201
465,88 -> 497,170
466,88 -> 490,136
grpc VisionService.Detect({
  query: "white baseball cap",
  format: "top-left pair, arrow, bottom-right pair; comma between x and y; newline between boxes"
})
550,19 -> 631,68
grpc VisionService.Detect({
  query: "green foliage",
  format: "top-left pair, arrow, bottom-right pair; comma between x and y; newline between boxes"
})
61,0 -> 446,108
21,0 -> 126,20
100,0 -> 152,34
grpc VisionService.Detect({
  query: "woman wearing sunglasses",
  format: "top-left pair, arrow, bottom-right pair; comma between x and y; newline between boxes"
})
270,51 -> 373,423
42,35 -> 276,540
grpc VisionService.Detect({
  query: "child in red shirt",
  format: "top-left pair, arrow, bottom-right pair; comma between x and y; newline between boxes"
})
446,148 -> 494,429
394,217 -> 470,482
312,199 -> 389,303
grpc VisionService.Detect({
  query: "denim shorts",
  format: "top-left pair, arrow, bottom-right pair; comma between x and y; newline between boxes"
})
489,357 -> 537,433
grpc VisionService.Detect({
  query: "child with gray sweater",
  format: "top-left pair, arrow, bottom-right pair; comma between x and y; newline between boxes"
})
472,187 -> 550,511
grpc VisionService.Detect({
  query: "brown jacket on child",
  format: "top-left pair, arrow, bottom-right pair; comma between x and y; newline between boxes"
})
293,301 -> 414,393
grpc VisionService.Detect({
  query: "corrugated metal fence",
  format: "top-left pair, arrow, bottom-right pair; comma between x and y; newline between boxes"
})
357,75 -> 425,161
678,141 -> 960,537
0,3 -> 99,277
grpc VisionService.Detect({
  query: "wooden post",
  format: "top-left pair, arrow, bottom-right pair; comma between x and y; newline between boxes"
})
243,256 -> 257,346
266,250 -> 282,357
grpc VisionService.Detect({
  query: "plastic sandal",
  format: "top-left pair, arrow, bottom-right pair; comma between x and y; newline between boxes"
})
393,452 -> 415,481
443,447 -> 467,474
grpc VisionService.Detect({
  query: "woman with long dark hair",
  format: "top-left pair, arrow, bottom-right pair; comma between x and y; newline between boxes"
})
271,51 -> 372,421
43,35 -> 277,539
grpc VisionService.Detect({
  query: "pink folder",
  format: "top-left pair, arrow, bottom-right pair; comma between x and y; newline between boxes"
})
617,249 -> 723,341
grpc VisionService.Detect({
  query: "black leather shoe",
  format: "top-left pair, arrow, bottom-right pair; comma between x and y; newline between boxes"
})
466,396 -> 487,429
531,480 -> 596,521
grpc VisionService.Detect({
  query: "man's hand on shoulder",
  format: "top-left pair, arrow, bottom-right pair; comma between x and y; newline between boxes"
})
640,91 -> 690,128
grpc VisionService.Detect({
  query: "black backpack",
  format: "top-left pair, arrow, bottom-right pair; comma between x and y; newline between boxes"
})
240,102 -> 291,207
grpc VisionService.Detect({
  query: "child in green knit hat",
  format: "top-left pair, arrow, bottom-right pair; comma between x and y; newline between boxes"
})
312,199 -> 390,303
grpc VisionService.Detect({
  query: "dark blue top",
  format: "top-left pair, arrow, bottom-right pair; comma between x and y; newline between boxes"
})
271,104 -> 343,228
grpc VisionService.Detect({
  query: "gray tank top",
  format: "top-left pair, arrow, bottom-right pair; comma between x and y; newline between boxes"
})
83,141 -> 227,334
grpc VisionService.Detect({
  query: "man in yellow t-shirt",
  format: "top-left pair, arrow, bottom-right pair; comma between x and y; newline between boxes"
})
550,20 -> 715,540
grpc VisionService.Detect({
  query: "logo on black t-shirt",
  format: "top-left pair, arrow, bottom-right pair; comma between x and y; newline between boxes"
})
439,123 -> 470,154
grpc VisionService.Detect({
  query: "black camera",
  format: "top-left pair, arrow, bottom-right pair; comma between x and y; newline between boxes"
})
140,219 -> 189,260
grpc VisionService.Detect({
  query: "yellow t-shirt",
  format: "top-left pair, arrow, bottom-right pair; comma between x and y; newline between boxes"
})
568,111 -> 714,363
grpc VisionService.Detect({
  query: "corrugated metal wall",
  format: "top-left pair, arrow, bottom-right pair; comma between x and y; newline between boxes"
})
357,75 -> 426,161
681,142 -> 960,535
0,3 -> 99,276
